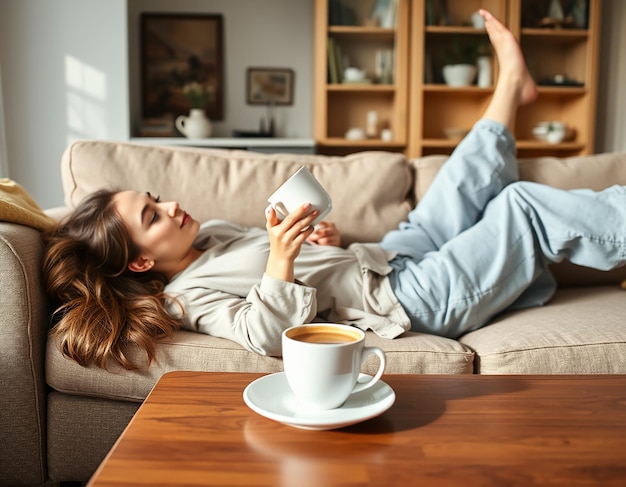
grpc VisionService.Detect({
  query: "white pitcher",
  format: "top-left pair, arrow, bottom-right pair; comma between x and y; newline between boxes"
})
175,109 -> 212,138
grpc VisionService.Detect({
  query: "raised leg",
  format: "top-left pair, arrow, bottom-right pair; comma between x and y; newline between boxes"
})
480,9 -> 538,132
389,182 -> 626,337
380,10 -> 537,261
380,120 -> 518,260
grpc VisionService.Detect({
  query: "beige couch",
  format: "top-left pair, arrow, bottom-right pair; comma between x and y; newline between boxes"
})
3,140 -> 626,485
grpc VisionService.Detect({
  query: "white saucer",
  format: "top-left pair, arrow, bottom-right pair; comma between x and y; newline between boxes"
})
243,372 -> 395,430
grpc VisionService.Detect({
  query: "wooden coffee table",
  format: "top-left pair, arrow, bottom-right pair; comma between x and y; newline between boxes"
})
87,372 -> 626,486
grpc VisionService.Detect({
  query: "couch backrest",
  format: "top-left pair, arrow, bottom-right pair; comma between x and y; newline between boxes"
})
61,141 -> 626,286
411,152 -> 626,199
61,141 -> 414,246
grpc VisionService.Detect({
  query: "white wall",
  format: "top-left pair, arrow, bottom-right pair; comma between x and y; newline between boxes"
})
0,0 -> 129,208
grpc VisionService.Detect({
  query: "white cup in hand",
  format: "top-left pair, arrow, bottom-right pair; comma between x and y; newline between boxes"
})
267,166 -> 332,226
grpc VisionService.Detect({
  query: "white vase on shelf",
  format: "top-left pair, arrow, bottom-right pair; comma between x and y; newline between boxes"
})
175,108 -> 212,138
476,56 -> 492,88
442,64 -> 477,87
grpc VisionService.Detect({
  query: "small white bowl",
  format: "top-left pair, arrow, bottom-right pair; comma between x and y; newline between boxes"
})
443,128 -> 469,140
345,127 -> 365,140
532,126 -> 548,141
532,121 -> 568,143
442,65 -> 477,87
546,128 -> 566,144
344,67 -> 365,82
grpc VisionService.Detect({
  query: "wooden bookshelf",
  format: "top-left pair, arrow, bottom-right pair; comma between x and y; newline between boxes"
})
314,0 -> 601,158
314,0 -> 410,155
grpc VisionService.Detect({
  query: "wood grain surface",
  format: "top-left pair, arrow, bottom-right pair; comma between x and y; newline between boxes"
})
88,372 -> 626,486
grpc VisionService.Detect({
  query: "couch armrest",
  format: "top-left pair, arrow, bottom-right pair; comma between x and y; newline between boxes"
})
0,223 -> 49,486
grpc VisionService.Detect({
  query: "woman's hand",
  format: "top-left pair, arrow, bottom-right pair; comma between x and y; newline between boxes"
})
307,221 -> 341,247
265,203 -> 318,282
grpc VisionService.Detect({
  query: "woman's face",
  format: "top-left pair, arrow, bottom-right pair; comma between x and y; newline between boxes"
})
113,190 -> 201,278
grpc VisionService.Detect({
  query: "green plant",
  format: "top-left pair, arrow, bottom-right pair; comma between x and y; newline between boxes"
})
444,36 -> 489,65
182,82 -> 213,109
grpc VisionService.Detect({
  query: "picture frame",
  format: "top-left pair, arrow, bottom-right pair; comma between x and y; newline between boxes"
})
140,13 -> 224,121
246,67 -> 294,105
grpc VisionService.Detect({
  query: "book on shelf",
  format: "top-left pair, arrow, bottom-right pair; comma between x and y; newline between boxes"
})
327,37 -> 345,84
424,52 -> 434,84
334,40 -> 345,83
328,0 -> 358,26
425,0 -> 450,26
327,37 -> 339,84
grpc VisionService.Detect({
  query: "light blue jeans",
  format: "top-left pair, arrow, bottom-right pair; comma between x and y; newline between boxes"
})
382,119 -> 626,338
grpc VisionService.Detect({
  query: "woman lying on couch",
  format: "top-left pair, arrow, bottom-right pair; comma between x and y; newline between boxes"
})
43,10 -> 626,370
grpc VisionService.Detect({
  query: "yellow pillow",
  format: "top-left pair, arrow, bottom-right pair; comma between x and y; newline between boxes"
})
0,178 -> 55,231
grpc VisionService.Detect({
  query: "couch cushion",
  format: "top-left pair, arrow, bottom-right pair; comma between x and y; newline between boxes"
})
460,287 -> 626,374
61,141 -> 414,245
46,330 -> 474,402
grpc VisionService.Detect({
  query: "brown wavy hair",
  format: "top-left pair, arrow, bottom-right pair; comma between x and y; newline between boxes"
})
42,189 -> 181,370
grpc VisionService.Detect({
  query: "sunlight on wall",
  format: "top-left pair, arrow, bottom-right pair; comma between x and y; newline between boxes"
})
65,55 -> 108,146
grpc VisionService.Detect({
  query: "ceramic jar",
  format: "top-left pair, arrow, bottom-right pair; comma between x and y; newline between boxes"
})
442,64 -> 477,87
175,109 -> 212,138
476,56 -> 492,88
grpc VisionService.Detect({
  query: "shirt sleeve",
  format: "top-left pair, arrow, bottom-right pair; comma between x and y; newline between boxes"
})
168,273 -> 317,356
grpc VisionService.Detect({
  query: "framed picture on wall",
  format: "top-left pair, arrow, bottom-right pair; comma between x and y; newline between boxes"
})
140,13 -> 224,121
246,67 -> 294,105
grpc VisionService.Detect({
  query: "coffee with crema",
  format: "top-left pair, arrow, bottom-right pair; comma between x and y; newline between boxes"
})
286,325 -> 360,344
282,323 -> 387,410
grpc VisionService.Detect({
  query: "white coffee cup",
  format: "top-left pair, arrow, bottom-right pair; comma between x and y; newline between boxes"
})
282,324 -> 386,410
267,166 -> 332,226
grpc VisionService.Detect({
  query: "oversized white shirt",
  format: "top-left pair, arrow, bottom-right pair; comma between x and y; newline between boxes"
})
165,220 -> 410,356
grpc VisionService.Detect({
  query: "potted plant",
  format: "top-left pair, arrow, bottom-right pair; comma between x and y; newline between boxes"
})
175,82 -> 214,138
442,37 -> 488,87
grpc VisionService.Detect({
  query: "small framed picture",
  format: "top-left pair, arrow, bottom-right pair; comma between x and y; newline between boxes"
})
246,67 -> 294,105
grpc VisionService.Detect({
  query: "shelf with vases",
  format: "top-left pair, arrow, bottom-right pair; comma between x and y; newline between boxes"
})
314,0 -> 409,155
407,0 -> 600,158
315,0 -> 600,158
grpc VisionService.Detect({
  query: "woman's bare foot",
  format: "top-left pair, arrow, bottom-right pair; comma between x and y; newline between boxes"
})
478,9 -> 537,130
480,9 -> 537,106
